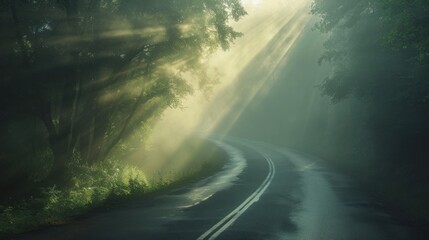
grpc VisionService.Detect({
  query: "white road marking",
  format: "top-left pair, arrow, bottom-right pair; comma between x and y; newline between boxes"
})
197,153 -> 276,240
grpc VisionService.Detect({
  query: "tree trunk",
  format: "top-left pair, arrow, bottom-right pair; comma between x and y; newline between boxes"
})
40,103 -> 70,183
99,86 -> 166,162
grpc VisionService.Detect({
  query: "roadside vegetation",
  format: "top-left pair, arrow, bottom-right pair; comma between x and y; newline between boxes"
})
0,139 -> 227,238
0,0 -> 244,238
309,0 -> 429,225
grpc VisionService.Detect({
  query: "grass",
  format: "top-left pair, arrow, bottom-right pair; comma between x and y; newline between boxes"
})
0,163 -> 149,238
0,139 -> 227,239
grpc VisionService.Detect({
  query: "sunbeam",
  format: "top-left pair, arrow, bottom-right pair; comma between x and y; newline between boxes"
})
146,0 -> 313,171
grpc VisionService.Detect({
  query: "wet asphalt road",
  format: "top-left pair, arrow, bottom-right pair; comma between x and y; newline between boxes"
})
14,137 -> 428,240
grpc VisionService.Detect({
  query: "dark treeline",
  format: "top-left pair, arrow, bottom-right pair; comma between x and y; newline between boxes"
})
310,0 -> 429,222
0,0 -> 245,191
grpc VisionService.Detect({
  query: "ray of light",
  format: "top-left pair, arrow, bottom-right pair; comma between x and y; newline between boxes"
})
144,0 -> 313,171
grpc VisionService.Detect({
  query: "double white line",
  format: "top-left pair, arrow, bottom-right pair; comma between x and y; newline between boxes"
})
197,154 -> 276,240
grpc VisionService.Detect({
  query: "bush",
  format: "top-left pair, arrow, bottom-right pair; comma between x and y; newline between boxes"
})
0,138 -> 227,238
0,162 -> 148,238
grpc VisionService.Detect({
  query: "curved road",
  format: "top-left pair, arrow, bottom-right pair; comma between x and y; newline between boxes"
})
16,137 -> 426,240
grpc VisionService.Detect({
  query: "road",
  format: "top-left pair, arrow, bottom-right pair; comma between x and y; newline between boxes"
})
16,137 -> 426,240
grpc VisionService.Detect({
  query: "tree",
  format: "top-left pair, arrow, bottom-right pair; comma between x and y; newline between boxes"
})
311,0 -> 429,167
0,0 -> 246,183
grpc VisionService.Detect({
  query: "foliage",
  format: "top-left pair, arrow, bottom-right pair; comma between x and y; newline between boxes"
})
311,0 -> 429,222
0,139 -> 226,238
0,0 -> 246,185
0,1 -> 242,236
0,162 -> 146,237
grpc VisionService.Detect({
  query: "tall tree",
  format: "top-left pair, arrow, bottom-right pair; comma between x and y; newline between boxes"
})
0,0 -> 246,183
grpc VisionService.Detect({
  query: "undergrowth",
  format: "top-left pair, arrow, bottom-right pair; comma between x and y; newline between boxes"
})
0,140 -> 226,239
0,162 -> 148,237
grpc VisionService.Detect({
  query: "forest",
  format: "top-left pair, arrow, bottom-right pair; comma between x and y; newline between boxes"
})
1,0 -> 429,238
308,0 -> 429,224
0,0 -> 245,236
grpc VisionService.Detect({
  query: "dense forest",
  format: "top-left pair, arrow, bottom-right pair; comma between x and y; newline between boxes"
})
309,0 -> 429,223
0,0 -> 245,236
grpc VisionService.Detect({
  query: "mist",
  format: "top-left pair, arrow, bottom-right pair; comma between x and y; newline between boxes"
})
145,0 -> 312,172
1,0 -> 429,238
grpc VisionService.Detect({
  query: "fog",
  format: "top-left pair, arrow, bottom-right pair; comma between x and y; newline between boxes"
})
149,0 -> 429,224
148,0 -> 314,162
1,0 -> 429,235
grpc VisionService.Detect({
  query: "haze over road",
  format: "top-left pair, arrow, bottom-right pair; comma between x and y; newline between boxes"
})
3,0 -> 429,239
17,137 -> 424,240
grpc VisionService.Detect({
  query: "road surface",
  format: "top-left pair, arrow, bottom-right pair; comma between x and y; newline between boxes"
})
15,137 -> 426,240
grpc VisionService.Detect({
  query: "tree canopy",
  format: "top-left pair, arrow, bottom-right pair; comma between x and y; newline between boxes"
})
311,0 -> 429,194
0,0 -> 246,186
